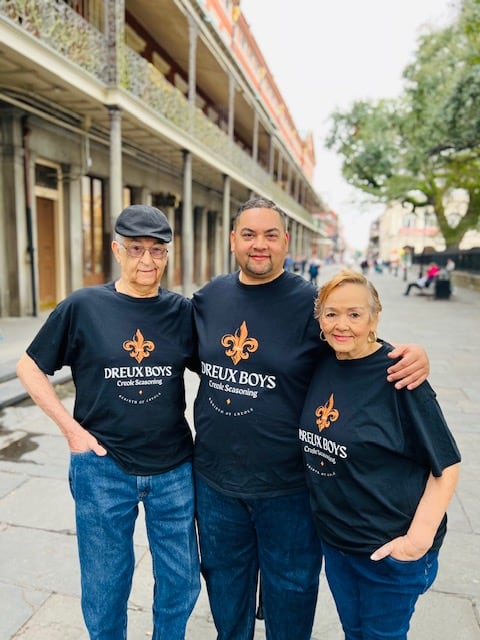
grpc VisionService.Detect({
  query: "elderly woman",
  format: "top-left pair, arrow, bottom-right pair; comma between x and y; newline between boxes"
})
299,269 -> 460,640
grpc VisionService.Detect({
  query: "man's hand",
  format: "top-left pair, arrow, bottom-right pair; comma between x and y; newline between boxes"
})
66,422 -> 107,456
387,343 -> 429,390
16,354 -> 107,457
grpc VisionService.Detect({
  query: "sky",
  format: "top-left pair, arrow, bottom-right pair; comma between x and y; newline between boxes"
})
240,0 -> 458,252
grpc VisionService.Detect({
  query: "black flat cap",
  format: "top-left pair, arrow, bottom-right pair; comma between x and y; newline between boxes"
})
114,205 -> 172,243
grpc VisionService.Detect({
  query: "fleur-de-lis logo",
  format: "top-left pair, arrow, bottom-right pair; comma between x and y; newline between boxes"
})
315,394 -> 339,432
123,329 -> 155,363
221,321 -> 258,365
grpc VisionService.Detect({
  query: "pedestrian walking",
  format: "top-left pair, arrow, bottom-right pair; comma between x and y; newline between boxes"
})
307,253 -> 322,285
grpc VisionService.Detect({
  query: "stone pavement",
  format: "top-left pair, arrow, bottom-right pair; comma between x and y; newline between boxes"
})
0,265 -> 479,639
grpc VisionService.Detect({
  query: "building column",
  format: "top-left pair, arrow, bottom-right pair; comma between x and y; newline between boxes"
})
0,110 -> 25,316
277,152 -> 283,185
252,110 -> 259,163
139,186 -> 150,205
63,164 -> 83,293
166,206 -> 175,291
109,107 -> 122,219
306,229 -> 314,257
286,162 -> 292,195
187,14 -> 198,138
214,211 -> 223,277
109,106 -> 123,278
294,173 -> 300,201
106,0 -> 124,281
297,223 -> 305,259
300,180 -> 305,207
182,149 -> 194,294
228,73 -> 236,141
222,174 -> 231,273
199,207 -> 208,285
289,220 -> 297,256
105,0 -> 125,86
298,224 -> 307,256
269,136 -> 275,178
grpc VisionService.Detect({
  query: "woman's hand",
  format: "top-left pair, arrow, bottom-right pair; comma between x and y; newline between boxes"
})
370,535 -> 429,562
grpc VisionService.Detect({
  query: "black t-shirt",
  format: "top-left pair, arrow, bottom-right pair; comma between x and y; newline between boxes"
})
27,282 -> 196,475
192,271 -> 326,498
299,344 -> 461,554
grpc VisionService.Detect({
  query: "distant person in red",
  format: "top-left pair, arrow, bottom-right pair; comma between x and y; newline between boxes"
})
404,263 -> 440,296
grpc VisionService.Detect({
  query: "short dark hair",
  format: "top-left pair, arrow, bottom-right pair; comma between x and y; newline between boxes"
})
233,197 -> 288,231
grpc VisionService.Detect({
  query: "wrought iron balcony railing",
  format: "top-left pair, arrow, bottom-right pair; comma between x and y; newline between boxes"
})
0,0 -> 316,225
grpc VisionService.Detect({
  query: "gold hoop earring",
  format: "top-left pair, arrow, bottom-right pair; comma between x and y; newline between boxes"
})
320,330 -> 327,342
368,330 -> 377,343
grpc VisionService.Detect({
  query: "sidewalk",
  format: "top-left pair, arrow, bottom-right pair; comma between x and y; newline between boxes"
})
0,267 -> 479,639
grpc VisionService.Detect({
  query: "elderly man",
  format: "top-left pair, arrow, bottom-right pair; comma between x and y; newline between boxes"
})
16,205 -> 200,640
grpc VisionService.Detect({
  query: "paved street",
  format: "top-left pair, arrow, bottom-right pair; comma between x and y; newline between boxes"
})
0,265 -> 479,639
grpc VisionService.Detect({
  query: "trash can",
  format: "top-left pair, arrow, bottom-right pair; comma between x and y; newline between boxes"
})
434,278 -> 451,300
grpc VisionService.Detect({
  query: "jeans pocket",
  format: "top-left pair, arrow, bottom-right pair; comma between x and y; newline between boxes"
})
70,450 -> 96,457
382,551 -> 439,593
68,450 -> 98,498
384,555 -> 424,569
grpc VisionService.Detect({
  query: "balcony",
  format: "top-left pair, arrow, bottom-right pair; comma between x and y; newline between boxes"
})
0,0 -> 317,226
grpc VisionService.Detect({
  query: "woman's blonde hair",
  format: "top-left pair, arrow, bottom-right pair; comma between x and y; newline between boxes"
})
314,269 -> 382,320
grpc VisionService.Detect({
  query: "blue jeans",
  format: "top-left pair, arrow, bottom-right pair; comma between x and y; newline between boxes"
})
322,541 -> 439,639
69,453 -> 200,640
195,475 -> 322,640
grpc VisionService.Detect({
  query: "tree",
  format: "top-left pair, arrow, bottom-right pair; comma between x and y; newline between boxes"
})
326,0 -> 480,251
